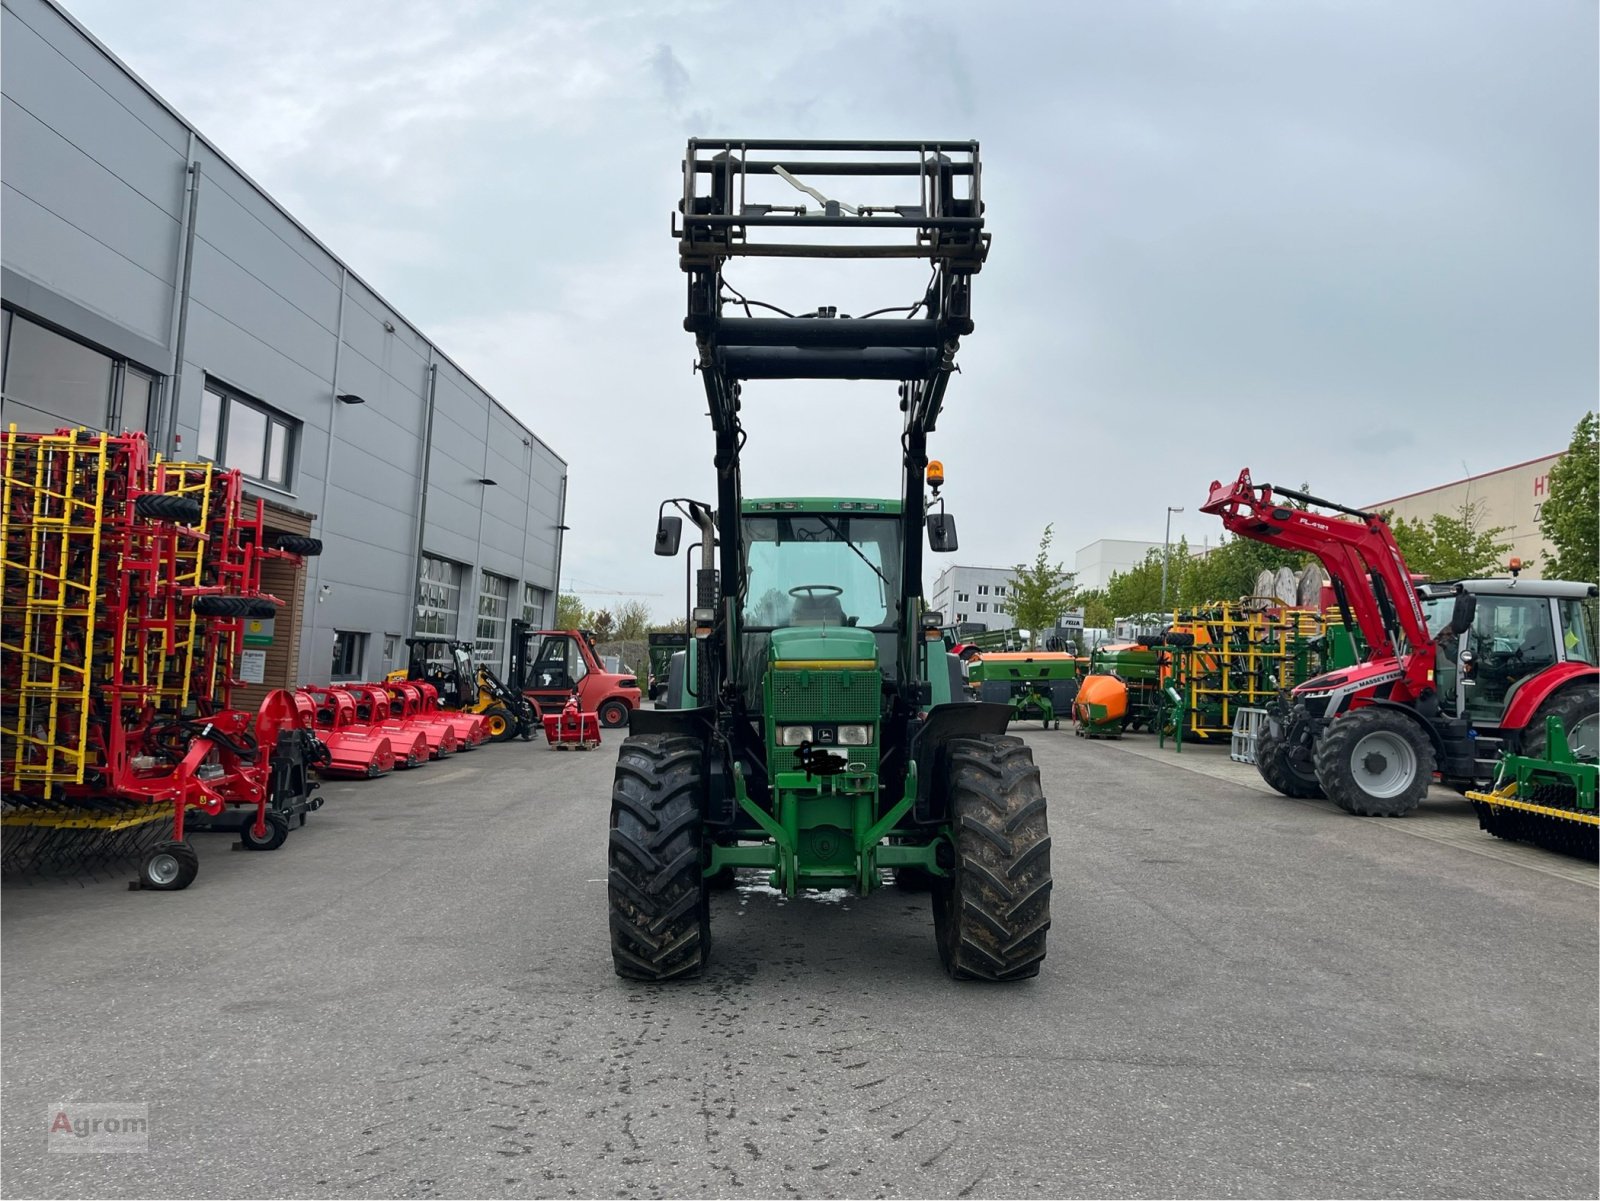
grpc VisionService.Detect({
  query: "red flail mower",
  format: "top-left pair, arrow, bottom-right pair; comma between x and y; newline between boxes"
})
298,686 -> 396,779
1,428 -> 325,890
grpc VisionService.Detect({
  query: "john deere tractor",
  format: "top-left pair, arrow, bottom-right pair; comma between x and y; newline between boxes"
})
608,139 -> 1052,982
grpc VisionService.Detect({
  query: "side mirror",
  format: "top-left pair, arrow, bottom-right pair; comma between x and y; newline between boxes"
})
926,513 -> 959,553
1449,588 -> 1477,636
654,514 -> 683,557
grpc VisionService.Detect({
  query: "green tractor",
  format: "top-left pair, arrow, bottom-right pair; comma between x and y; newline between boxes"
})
608,139 -> 1052,982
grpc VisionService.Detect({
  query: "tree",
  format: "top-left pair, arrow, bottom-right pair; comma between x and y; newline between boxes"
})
590,609 -> 616,641
1002,524 -> 1076,647
614,600 -> 653,641
1541,411 -> 1598,584
1385,500 -> 1511,580
1103,546 -> 1166,618
1076,589 -> 1114,629
555,593 -> 589,630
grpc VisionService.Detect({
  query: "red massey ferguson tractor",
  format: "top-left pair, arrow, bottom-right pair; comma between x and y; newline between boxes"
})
1202,470 -> 1599,816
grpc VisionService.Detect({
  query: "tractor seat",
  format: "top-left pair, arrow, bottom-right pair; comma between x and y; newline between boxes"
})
792,594 -> 846,625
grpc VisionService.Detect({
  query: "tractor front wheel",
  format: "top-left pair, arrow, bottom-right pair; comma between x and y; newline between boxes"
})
1255,714 -> 1323,799
482,706 -> 517,743
933,735 -> 1052,981
608,735 -> 710,980
1314,707 -> 1435,817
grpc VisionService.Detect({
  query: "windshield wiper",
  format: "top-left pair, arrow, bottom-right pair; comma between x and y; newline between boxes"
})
818,517 -> 891,594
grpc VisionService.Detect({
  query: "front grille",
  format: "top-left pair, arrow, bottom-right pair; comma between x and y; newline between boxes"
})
767,668 -> 881,723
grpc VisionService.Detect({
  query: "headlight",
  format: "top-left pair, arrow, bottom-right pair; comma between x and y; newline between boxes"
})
776,726 -> 814,746
836,724 -> 873,746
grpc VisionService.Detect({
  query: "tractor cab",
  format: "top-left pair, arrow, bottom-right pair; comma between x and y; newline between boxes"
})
1419,579 -> 1597,737
395,637 -> 478,710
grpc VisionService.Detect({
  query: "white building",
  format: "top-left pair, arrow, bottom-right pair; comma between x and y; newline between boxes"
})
929,564 -> 1021,629
929,564 -> 1078,631
1074,539 -> 1162,591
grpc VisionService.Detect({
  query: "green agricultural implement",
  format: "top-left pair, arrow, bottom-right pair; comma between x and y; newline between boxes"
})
967,653 -> 1080,729
609,138 -> 1052,982
1466,715 -> 1598,861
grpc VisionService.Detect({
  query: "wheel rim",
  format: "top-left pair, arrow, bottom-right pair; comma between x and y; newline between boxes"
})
1350,729 -> 1417,799
147,853 -> 181,885
488,715 -> 507,736
1569,711 -> 1599,761
602,704 -> 625,727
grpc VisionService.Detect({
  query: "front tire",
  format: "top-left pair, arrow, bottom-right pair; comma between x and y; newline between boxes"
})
608,735 -> 710,980
239,811 -> 290,851
598,699 -> 632,729
139,840 -> 199,890
1314,707 -> 1435,817
1256,713 -> 1324,798
933,735 -> 1052,981
482,706 -> 516,743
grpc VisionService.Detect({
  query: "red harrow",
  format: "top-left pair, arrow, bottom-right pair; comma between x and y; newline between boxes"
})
1,428 -> 324,889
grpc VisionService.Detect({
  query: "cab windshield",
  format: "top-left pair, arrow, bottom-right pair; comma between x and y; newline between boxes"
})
740,513 -> 903,630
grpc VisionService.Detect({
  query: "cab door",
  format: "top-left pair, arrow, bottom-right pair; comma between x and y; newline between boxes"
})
1463,595 -> 1561,723
525,634 -> 588,711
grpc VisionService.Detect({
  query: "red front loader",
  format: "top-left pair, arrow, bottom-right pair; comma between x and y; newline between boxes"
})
1202,470 -> 1598,816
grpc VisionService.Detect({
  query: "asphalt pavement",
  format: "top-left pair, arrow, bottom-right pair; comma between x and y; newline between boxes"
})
3,730 -> 1596,1199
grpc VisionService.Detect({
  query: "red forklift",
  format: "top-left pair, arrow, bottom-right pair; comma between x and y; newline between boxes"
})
1202,469 -> 1598,816
508,620 -> 642,728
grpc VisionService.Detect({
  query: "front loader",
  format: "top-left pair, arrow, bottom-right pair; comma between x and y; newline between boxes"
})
1202,470 -> 1599,828
608,139 -> 1052,982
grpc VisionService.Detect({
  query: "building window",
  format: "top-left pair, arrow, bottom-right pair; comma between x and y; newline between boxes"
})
417,555 -> 464,641
996,585 -> 1007,597
522,583 -> 549,627
118,366 -> 156,434
382,634 -> 401,675
978,585 -> 989,595
0,310 -> 163,437
331,631 -> 367,680
199,380 -> 297,488
977,602 -> 988,613
957,591 -> 969,603
475,571 -> 513,669
2,310 -> 114,432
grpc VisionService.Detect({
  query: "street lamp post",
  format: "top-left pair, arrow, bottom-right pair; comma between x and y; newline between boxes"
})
1161,505 -> 1184,612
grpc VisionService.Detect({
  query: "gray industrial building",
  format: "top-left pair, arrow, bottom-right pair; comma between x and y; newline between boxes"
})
0,0 -> 566,701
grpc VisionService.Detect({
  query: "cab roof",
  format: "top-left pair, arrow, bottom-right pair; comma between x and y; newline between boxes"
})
741,497 -> 902,515
1417,579 -> 1599,600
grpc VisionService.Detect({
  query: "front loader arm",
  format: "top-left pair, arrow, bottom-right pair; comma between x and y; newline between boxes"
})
1200,469 -> 1434,665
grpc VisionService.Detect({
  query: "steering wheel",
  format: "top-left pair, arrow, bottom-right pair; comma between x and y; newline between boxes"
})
789,584 -> 844,599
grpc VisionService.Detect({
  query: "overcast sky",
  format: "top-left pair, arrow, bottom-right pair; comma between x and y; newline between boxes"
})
69,0 -> 1598,616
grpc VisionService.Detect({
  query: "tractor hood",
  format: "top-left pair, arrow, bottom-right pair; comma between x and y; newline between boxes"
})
768,626 -> 877,665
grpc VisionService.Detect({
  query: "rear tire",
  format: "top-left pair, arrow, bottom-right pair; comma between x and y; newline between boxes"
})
1523,683 -> 1600,761
608,735 -> 710,980
1314,707 -> 1434,817
933,735 -> 1052,981
1256,714 -> 1324,799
